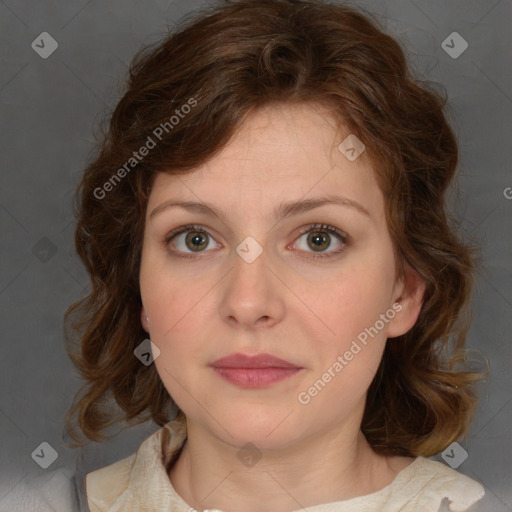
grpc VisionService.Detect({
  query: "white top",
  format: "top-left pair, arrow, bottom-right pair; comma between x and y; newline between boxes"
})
86,416 -> 484,512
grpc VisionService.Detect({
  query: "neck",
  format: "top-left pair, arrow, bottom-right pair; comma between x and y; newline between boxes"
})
169,416 -> 406,512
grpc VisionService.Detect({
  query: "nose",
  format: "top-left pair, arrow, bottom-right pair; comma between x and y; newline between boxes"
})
218,243 -> 285,329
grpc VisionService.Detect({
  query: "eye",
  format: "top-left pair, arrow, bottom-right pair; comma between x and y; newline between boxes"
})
292,224 -> 348,260
164,223 -> 348,260
165,224 -> 220,258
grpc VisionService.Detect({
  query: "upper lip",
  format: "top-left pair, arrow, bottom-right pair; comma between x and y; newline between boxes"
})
210,353 -> 302,369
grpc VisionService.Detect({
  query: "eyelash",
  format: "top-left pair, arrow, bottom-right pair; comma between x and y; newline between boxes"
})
164,223 -> 348,260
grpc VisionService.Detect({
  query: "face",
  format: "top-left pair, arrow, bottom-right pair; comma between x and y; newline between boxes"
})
139,103 -> 423,450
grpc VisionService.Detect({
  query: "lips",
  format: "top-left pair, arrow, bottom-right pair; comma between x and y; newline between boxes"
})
210,353 -> 303,388
210,353 -> 302,369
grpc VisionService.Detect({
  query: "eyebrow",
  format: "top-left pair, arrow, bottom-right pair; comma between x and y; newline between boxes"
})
149,194 -> 371,222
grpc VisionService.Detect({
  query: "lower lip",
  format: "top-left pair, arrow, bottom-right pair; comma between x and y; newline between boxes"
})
212,367 -> 302,388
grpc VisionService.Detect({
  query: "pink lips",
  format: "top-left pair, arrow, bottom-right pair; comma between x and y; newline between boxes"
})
210,353 -> 303,388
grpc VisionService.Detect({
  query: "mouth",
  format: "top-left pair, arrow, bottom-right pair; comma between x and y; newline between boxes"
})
209,353 -> 303,388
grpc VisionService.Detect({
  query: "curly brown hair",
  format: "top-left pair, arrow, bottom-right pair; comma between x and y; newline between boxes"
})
64,0 -> 484,456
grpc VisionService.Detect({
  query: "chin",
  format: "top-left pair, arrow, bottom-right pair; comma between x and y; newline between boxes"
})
208,406 -> 303,450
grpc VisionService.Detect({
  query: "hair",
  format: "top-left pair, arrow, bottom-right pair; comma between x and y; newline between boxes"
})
64,0 -> 485,456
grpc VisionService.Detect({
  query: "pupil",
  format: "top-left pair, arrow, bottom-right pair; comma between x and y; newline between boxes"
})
186,232 -> 207,251
308,231 -> 330,252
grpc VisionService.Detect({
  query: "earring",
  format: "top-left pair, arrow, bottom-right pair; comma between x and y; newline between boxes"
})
146,316 -> 150,325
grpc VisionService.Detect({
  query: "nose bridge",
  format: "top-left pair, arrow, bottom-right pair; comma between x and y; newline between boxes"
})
230,236 -> 269,300
218,236 -> 283,326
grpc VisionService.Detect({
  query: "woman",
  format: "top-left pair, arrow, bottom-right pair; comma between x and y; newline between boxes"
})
65,1 -> 485,510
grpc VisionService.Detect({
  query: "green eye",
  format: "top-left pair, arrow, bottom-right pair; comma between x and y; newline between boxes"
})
164,223 -> 348,260
294,224 -> 347,259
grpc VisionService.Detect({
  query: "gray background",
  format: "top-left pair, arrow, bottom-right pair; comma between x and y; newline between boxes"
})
0,0 -> 511,511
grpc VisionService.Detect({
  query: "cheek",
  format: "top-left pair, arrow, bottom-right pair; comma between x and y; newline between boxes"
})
306,262 -> 395,343
143,284 -> 212,352
139,254 -> 223,390
147,288 -> 212,411
297,254 -> 396,398
140,247 -> 213,338
298,271 -> 391,410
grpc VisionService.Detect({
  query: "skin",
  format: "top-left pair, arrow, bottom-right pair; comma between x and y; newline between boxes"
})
139,103 -> 425,512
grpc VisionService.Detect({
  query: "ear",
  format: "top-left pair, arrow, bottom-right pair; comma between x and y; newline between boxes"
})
386,262 -> 426,339
141,306 -> 150,333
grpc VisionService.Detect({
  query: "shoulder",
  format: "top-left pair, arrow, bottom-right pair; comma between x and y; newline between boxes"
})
86,453 -> 136,512
393,457 -> 485,512
85,415 -> 188,512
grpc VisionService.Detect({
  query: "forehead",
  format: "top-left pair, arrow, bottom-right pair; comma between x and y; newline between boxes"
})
148,103 -> 384,220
